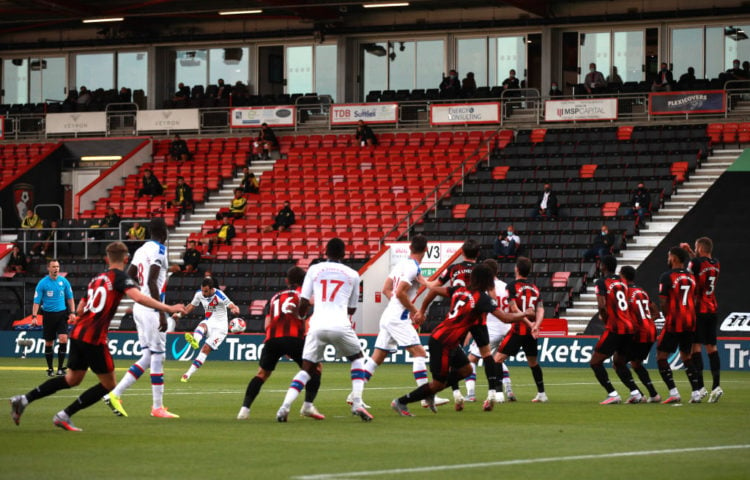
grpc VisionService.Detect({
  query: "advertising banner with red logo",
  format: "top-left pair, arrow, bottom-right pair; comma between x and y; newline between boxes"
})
330,103 -> 398,125
429,102 -> 501,125
231,106 -> 296,128
544,98 -> 618,122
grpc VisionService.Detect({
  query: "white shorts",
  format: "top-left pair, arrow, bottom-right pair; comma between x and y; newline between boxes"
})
133,305 -> 167,353
468,320 -> 510,358
200,319 -> 228,351
302,325 -> 362,364
374,319 -> 421,352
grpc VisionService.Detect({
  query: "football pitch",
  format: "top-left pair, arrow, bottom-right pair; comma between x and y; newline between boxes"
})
1,357 -> 748,480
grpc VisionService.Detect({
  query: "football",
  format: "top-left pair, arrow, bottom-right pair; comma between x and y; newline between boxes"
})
229,317 -> 246,333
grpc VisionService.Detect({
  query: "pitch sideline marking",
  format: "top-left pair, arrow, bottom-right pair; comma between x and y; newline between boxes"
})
292,444 -> 750,480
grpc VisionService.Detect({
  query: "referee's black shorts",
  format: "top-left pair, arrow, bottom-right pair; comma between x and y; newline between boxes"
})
42,311 -> 69,341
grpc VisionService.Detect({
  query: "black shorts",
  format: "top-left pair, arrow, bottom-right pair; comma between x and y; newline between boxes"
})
594,330 -> 634,357
42,310 -> 69,341
693,313 -> 718,345
657,330 -> 693,355
67,338 -> 114,374
469,324 -> 490,349
259,337 -> 305,372
629,341 -> 655,362
428,337 -> 469,383
499,332 -> 539,358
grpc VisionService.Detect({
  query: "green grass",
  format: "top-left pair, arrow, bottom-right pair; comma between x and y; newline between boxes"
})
1,357 -> 748,479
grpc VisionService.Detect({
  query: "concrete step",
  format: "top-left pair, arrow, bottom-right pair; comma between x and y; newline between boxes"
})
629,236 -> 662,247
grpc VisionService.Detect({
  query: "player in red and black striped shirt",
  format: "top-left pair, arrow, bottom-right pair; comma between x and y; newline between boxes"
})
682,237 -> 723,402
494,257 -> 548,403
656,246 -> 702,404
237,266 -> 323,420
620,266 -> 661,403
391,264 -> 532,416
419,238 -> 480,319
10,242 -> 185,432
589,256 -> 641,405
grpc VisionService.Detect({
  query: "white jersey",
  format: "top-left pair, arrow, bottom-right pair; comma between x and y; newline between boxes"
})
381,258 -> 420,322
301,260 -> 360,330
130,240 -> 168,312
190,288 -> 233,326
487,278 -> 511,338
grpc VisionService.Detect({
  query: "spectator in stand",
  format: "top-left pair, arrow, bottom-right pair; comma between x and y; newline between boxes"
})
203,216 -> 236,253
493,225 -> 521,258
743,61 -> 750,79
252,123 -> 279,161
169,134 -> 191,162
169,240 -> 202,274
502,69 -> 521,91
137,168 -> 164,197
549,81 -> 563,97
532,183 -> 559,218
173,82 -> 190,102
216,78 -> 232,99
678,67 -> 696,90
90,206 -> 120,240
239,168 -> 260,194
21,209 -> 43,229
31,219 -> 60,257
172,176 -> 194,214
462,72 -> 477,96
263,201 -> 295,233
584,63 -> 607,95
726,59 -> 747,80
233,81 -> 250,104
118,87 -> 132,103
355,120 -> 378,147
584,225 -> 615,262
77,86 -> 92,106
219,188 -> 247,220
607,66 -> 624,90
5,244 -> 28,274
439,69 -> 461,98
626,182 -> 652,219
652,63 -> 674,92
126,222 -> 146,241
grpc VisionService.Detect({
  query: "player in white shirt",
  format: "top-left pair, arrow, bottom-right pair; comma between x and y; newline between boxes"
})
276,238 -> 373,422
175,277 -> 240,382
355,235 -> 449,411
465,259 -> 515,403
104,218 -> 179,418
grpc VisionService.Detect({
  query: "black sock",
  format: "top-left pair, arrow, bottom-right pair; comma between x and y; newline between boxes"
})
25,375 -> 70,403
398,383 -> 432,405
242,376 -> 265,408
614,364 -> 639,393
591,364 -> 615,393
447,371 -> 459,392
304,374 -> 321,403
657,358 -> 676,390
57,344 -> 67,371
633,365 -> 658,397
482,355 -> 499,391
691,352 -> 705,388
530,364 -> 545,393
683,358 -> 702,391
708,351 -> 721,389
45,345 -> 54,370
64,383 -> 109,417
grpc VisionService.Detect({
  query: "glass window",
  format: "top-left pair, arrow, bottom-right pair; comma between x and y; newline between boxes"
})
286,46 -> 313,94
363,42 -> 388,93
579,32 -> 611,83
389,41 -> 415,91
672,28 -> 704,79
76,52 -> 114,90
416,40 -> 444,90
725,25 -> 750,73
117,51 -> 147,96
314,44 -> 337,100
3,58 -> 28,104
208,47 -> 249,87
457,38 -> 487,88
494,36 -> 527,86
175,49 -> 207,91
702,27 -> 722,79
29,57 -> 66,103
613,31 -> 643,83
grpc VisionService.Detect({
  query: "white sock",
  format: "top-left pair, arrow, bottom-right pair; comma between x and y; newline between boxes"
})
193,324 -> 207,344
281,370 -> 311,410
185,350 -> 209,378
150,352 -> 165,409
502,363 -> 511,387
412,357 -> 428,387
465,362 -> 477,396
670,388 -> 680,397
364,357 -> 379,380
350,358 -> 366,406
112,351 -> 151,397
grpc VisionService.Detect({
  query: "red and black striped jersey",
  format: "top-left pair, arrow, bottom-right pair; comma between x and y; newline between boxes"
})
263,288 -> 305,341
431,287 -> 497,349
626,283 -> 656,343
688,256 -> 720,314
507,278 -> 541,335
658,268 -> 697,333
595,275 -> 635,334
438,261 -> 475,288
71,268 -> 138,346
